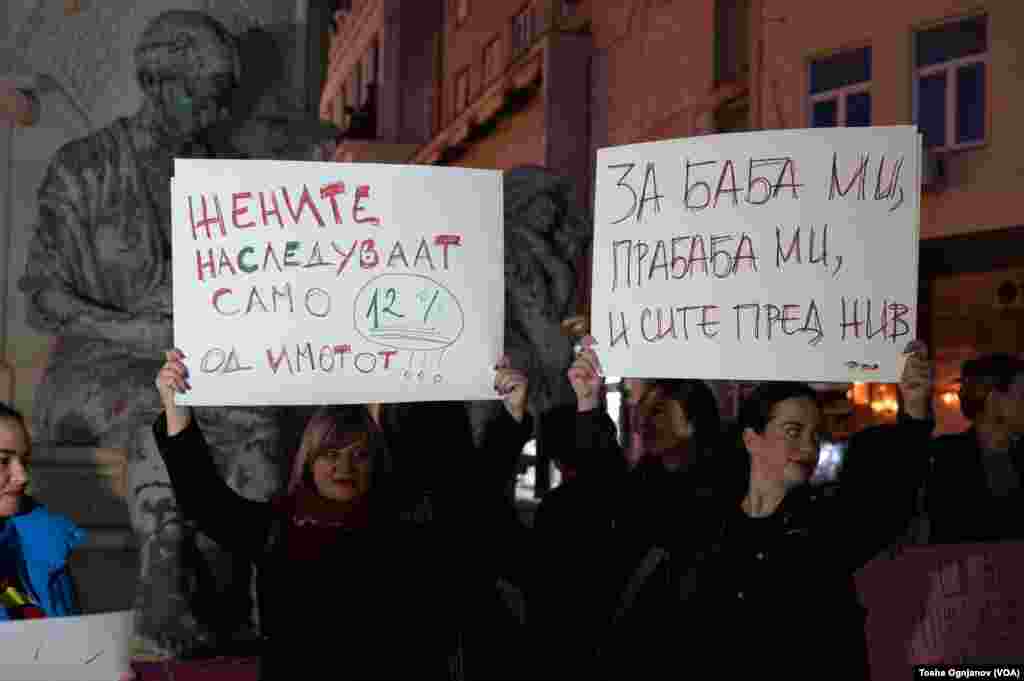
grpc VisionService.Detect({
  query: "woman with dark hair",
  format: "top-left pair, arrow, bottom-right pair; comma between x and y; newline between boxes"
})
528,371 -> 724,680
154,349 -> 532,680
630,378 -> 721,473
556,337 -> 936,679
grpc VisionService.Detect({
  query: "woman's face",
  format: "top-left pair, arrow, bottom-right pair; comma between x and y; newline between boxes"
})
744,397 -> 821,488
640,389 -> 695,470
310,437 -> 372,503
0,419 -> 30,518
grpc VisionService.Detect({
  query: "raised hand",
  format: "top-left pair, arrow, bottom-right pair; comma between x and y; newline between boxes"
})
567,335 -> 603,412
495,355 -> 529,423
899,340 -> 933,421
155,348 -> 193,435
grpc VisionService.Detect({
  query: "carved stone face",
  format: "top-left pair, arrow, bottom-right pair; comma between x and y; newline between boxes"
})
135,11 -> 237,141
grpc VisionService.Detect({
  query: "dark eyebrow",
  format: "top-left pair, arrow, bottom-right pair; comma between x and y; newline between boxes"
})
0,449 -> 24,456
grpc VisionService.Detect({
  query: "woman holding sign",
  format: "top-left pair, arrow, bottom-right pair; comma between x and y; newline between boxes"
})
153,349 -> 532,680
557,338 -> 934,679
528,375 -> 723,680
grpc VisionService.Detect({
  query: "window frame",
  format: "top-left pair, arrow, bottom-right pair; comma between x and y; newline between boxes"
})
806,46 -> 872,128
809,82 -> 872,128
912,14 -> 989,152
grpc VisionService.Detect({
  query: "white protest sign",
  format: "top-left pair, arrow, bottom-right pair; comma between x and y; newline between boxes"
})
172,161 -> 503,405
0,610 -> 133,680
592,126 -> 921,383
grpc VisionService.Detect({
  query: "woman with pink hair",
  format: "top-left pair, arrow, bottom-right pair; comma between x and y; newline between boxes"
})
152,349 -> 532,680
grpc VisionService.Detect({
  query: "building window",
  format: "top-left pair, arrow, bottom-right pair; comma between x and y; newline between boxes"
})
715,0 -> 751,84
511,4 -> 538,57
914,14 -> 987,150
455,0 -> 470,26
454,67 -> 470,116
809,47 -> 872,128
483,36 -> 503,85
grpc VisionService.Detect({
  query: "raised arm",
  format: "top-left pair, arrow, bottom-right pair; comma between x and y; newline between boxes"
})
568,336 -> 628,476
835,342 -> 936,568
152,351 -> 272,558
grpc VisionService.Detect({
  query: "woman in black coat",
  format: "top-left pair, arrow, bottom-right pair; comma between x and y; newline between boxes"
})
154,349 -> 532,680
528,379 -> 722,680
555,338 -> 935,680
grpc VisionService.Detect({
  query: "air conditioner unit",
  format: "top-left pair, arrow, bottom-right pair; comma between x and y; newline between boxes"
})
921,149 -> 946,191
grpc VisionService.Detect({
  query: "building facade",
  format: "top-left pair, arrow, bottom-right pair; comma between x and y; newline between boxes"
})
321,0 -> 1024,440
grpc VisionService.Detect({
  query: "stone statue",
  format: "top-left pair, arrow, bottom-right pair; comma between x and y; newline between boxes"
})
19,10 -> 283,658
467,166 -> 593,446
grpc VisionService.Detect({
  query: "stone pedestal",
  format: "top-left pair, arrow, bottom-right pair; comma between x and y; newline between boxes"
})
29,444 -> 139,615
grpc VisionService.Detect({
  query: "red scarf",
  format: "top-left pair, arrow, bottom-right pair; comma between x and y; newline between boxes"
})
278,483 -> 372,562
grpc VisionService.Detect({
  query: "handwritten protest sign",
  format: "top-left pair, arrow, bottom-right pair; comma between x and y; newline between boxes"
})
856,543 -> 1024,677
0,610 -> 133,680
591,126 -> 921,382
171,161 -> 503,405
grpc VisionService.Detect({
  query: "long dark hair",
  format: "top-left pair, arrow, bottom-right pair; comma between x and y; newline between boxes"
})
737,382 -> 819,439
648,379 -> 722,462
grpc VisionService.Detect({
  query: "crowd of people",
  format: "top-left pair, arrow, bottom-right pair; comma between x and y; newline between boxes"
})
2,329 -> 1021,679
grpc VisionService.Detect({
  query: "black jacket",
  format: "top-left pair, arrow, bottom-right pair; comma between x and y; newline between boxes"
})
542,409 -> 934,680
154,402 -> 531,681
921,428 -> 1024,544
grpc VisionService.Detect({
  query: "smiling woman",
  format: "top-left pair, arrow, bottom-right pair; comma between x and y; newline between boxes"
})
151,348 -> 535,679
0,404 -> 85,623
0,410 -> 31,519
554,340 -> 939,680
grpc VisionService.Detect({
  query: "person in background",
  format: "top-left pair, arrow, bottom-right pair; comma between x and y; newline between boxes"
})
629,378 -> 721,475
921,353 -> 1024,543
557,337 -> 935,679
154,350 -> 532,680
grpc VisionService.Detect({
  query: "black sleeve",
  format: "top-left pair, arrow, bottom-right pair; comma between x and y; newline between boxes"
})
464,406 -> 535,587
574,408 -> 625,470
152,412 -> 274,559
834,415 -> 935,568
